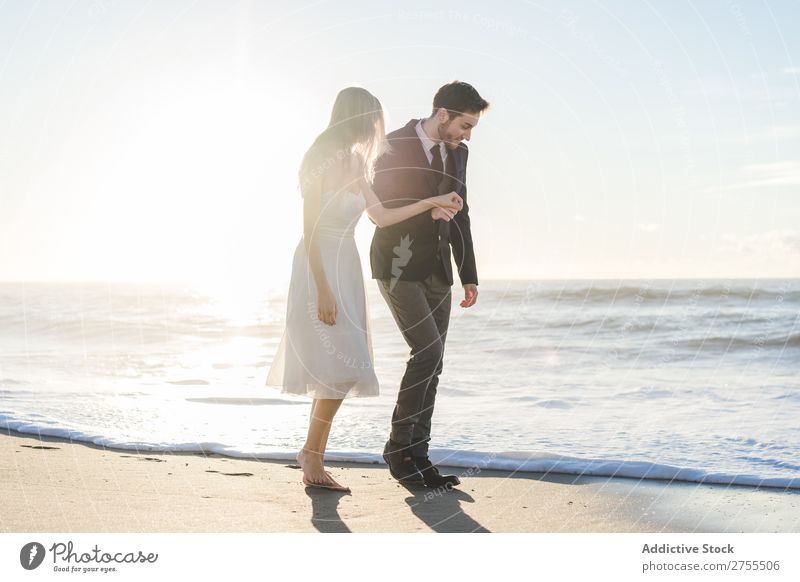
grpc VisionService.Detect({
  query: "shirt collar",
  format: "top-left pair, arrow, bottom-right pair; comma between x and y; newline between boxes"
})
415,119 -> 444,157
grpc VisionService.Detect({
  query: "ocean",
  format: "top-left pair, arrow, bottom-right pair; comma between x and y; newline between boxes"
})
1,279 -> 798,489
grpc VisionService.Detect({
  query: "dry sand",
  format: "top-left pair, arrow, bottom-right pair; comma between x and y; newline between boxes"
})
2,428 -> 797,533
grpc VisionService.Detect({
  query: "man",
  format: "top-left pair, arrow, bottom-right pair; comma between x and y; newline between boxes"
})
370,81 -> 489,488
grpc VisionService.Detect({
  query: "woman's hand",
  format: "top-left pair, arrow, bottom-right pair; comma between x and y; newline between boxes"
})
317,286 -> 337,325
431,192 -> 463,212
429,192 -> 462,221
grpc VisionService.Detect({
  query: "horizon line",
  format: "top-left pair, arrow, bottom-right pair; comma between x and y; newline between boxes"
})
1,276 -> 798,286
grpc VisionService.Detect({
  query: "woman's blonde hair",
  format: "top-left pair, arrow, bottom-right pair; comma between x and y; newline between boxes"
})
298,87 -> 386,196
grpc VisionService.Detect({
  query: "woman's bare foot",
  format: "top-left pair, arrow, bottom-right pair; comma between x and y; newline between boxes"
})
296,448 -> 350,491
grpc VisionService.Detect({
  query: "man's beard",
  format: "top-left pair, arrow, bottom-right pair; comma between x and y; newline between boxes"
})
436,122 -> 447,141
437,122 -> 458,148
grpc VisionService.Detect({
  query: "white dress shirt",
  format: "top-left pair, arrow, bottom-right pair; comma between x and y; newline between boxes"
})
415,119 -> 447,167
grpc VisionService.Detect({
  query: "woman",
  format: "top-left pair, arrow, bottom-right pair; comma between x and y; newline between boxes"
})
266,87 -> 462,491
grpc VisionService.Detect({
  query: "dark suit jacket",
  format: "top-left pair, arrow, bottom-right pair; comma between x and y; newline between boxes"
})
369,119 -> 478,286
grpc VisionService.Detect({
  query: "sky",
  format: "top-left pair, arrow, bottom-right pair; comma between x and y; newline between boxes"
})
1,0 -> 798,288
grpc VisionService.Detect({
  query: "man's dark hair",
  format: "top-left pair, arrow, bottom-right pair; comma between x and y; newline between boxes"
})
432,81 -> 490,119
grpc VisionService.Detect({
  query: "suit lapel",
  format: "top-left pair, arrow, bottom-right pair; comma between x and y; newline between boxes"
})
449,144 -> 465,194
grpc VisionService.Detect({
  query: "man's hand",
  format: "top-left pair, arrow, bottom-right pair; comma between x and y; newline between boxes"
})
431,207 -> 456,221
461,284 -> 478,308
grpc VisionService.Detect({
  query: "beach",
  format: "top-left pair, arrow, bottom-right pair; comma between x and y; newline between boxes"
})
2,279 -> 798,493
2,428 -> 797,533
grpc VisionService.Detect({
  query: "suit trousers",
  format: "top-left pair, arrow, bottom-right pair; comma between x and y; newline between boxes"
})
377,259 -> 451,458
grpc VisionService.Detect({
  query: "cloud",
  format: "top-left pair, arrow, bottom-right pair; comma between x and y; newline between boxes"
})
677,76 -> 797,104
781,67 -> 800,75
714,160 -> 800,191
719,124 -> 800,145
718,229 -> 800,255
637,223 -> 659,232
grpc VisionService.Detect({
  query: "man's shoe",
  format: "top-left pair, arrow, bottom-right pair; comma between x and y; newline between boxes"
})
414,455 -> 461,488
383,441 -> 425,485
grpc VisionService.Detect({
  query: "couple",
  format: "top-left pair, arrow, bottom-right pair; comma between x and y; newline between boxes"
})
266,81 -> 489,492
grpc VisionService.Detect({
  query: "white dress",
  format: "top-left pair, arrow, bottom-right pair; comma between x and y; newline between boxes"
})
266,190 -> 380,399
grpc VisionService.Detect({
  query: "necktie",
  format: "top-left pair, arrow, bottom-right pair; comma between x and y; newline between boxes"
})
430,144 -> 443,186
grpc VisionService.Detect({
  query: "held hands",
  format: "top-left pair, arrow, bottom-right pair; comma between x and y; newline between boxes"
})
429,192 -> 463,222
317,286 -> 337,325
431,207 -> 455,221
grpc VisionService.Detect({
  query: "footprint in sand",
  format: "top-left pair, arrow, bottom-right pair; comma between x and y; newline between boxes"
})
205,470 -> 254,477
119,455 -> 166,462
20,445 -> 60,450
